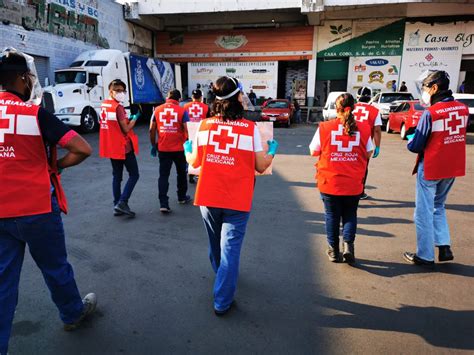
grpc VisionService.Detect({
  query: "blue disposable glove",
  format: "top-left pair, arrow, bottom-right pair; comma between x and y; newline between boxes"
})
267,139 -> 279,156
372,146 -> 380,158
407,133 -> 415,141
183,140 -> 193,154
130,112 -> 141,121
150,145 -> 157,157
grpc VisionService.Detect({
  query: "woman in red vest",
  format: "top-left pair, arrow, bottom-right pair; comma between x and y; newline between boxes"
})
309,93 -> 373,264
99,79 -> 140,217
184,76 -> 278,316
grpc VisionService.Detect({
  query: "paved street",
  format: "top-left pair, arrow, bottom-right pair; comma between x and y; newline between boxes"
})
9,124 -> 474,354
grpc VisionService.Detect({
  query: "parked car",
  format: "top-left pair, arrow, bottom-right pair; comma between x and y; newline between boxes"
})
386,100 -> 424,139
322,91 -> 345,121
453,93 -> 474,131
369,92 -> 414,124
260,99 -> 293,128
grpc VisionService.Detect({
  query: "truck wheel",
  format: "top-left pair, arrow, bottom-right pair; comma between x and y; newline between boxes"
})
81,108 -> 98,133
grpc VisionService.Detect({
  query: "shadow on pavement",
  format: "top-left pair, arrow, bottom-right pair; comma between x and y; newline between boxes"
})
315,295 -> 474,350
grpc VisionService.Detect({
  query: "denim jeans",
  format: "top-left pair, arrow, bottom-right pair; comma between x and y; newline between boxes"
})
200,207 -> 250,312
320,193 -> 360,248
0,197 -> 83,355
110,151 -> 140,205
414,160 -> 455,261
158,151 -> 188,207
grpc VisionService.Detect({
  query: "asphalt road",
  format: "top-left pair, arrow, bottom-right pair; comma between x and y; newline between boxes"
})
9,124 -> 474,354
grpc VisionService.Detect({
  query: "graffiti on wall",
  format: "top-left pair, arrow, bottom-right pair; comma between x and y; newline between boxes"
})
0,0 -> 109,47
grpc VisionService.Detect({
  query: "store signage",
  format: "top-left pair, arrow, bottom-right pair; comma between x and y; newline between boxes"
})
365,58 -> 389,66
215,35 -> 248,50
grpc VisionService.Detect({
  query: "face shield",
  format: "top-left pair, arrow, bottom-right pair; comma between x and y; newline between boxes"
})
1,47 -> 43,105
215,77 -> 255,111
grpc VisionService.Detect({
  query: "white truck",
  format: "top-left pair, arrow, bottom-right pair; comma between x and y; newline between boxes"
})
43,49 -> 175,132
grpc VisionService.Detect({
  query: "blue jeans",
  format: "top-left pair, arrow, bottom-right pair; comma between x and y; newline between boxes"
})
110,151 -> 140,205
200,207 -> 250,311
414,160 -> 455,261
320,193 -> 360,248
158,151 -> 188,207
0,197 -> 83,355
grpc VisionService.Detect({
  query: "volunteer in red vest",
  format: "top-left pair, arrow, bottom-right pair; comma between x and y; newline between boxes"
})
184,89 -> 210,184
99,79 -> 140,217
184,76 -> 278,316
354,86 -> 382,199
150,89 -> 191,213
0,48 -> 96,355
404,71 -> 468,267
309,93 -> 373,263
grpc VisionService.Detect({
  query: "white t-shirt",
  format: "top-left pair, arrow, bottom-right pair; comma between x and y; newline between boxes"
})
374,113 -> 382,127
309,127 -> 374,154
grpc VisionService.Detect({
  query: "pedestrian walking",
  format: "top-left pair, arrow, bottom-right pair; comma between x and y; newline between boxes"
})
293,99 -> 301,123
99,79 -> 140,217
248,89 -> 257,106
309,93 -> 373,264
404,71 -> 468,267
354,86 -> 382,199
0,48 -> 97,355
150,89 -> 191,213
184,76 -> 278,315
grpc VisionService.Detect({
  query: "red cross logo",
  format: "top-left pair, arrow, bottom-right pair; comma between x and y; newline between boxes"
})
353,106 -> 369,123
188,103 -> 203,120
159,108 -> 178,127
446,111 -> 464,135
331,124 -> 360,152
100,108 -> 107,124
0,106 -> 15,143
209,126 -> 238,154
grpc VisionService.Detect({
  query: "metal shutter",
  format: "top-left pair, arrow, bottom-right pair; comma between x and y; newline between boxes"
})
29,55 -> 49,87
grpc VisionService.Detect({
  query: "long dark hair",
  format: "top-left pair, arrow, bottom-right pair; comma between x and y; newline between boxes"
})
335,93 -> 358,136
211,76 -> 244,121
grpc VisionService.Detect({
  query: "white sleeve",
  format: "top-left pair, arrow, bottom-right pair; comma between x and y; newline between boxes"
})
194,120 -> 205,150
253,125 -> 263,152
309,128 -> 321,153
366,137 -> 375,152
374,113 -> 382,126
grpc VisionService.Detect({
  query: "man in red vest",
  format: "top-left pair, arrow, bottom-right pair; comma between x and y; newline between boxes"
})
184,89 -> 210,184
354,86 -> 382,199
0,49 -> 96,355
404,71 -> 468,267
150,89 -> 191,213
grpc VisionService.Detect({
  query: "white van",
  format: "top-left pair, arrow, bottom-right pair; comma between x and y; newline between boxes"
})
453,93 -> 474,129
322,91 -> 345,121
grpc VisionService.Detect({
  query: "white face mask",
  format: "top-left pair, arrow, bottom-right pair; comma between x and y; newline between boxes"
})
421,90 -> 431,106
114,92 -> 126,103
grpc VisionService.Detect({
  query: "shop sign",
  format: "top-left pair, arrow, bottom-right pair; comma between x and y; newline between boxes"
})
366,58 -> 389,66
215,35 -> 248,50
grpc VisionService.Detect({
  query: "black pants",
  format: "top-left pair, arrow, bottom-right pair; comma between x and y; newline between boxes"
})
362,158 -> 370,194
158,151 -> 188,207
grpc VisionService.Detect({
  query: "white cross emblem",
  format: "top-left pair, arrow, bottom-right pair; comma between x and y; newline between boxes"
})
331,124 -> 360,152
159,108 -> 178,127
209,125 -> 238,154
0,106 -> 15,143
188,103 -> 204,119
445,111 -> 464,136
353,106 -> 369,122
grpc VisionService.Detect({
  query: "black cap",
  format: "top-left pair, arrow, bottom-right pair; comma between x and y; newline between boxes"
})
0,51 -> 28,73
192,89 -> 202,98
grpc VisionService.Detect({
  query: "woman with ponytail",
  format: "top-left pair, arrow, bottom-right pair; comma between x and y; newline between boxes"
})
309,93 -> 373,264
184,76 -> 278,315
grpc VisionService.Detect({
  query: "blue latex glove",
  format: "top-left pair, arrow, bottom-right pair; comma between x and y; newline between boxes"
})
407,133 -> 415,141
183,140 -> 193,154
150,145 -> 157,157
267,139 -> 279,156
130,112 -> 141,121
372,146 -> 380,158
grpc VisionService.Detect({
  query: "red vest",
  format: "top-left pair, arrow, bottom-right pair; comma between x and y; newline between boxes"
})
154,99 -> 187,152
316,119 -> 371,196
194,117 -> 256,212
353,103 -> 379,136
0,92 -> 67,218
423,100 -> 468,180
99,99 -> 139,159
184,101 -> 209,122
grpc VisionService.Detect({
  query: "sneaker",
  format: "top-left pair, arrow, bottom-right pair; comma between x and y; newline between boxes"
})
214,301 -> 236,316
326,245 -> 340,262
63,293 -> 97,331
360,193 -> 369,200
113,210 -> 124,217
403,252 -> 435,268
160,206 -> 172,214
114,201 -> 136,217
437,245 -> 454,262
342,242 -> 355,264
178,195 -> 192,204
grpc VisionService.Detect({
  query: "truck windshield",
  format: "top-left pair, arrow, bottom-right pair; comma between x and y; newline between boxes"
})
55,71 -> 87,84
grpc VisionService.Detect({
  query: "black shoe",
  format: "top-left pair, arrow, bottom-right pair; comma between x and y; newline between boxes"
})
178,195 -> 192,204
343,242 -> 355,264
113,209 -> 124,216
114,201 -> 136,217
214,301 -> 235,316
403,252 -> 434,267
438,245 -> 454,262
326,245 -> 340,262
189,175 -> 195,184
160,206 -> 172,214
360,193 -> 369,200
